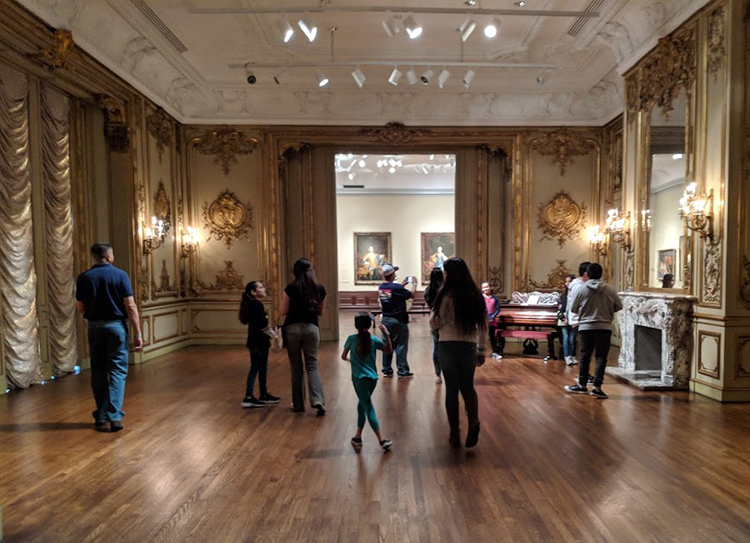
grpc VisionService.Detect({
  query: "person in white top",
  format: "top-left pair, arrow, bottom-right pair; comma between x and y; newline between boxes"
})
565,261 -> 590,365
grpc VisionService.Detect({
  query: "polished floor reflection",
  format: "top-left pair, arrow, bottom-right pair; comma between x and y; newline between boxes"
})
1,316 -> 749,543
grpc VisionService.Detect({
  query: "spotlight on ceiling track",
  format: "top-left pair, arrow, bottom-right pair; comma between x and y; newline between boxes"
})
420,69 -> 434,84
298,16 -> 318,42
484,17 -> 501,38
462,69 -> 475,89
246,70 -> 257,85
437,68 -> 451,89
388,67 -> 402,86
536,75 -> 545,85
278,19 -> 294,43
406,69 -> 418,85
403,15 -> 422,39
459,18 -> 477,42
315,69 -> 329,87
351,68 -> 366,88
382,16 -> 400,37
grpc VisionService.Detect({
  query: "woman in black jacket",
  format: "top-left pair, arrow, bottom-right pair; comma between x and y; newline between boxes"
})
239,281 -> 280,408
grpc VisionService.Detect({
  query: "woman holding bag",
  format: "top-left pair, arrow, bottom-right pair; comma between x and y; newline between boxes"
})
280,258 -> 327,415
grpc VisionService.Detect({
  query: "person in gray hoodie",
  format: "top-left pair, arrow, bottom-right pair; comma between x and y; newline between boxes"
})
564,263 -> 622,399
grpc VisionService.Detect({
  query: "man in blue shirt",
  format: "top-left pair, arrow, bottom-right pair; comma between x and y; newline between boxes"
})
378,264 -> 414,378
76,243 -> 143,432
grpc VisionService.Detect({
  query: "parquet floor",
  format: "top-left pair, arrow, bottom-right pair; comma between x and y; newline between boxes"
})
1,315 -> 750,542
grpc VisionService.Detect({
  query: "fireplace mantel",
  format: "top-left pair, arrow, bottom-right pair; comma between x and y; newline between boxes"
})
611,292 -> 696,390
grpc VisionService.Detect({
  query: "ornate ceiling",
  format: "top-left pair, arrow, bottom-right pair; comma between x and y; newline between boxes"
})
16,0 -> 710,125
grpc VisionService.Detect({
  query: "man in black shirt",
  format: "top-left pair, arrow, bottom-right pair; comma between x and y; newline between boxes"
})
378,264 -> 414,378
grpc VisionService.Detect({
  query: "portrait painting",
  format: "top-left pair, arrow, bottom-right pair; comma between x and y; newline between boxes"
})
354,232 -> 392,285
421,232 -> 456,284
657,248 -> 676,280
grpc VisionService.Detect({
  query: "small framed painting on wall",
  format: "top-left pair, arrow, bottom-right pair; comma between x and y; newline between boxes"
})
421,232 -> 455,284
354,232 -> 392,285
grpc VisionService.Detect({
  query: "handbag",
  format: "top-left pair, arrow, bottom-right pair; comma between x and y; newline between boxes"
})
271,319 -> 285,352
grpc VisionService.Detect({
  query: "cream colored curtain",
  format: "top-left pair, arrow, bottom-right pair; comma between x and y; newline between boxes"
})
42,86 -> 77,375
0,64 -> 42,388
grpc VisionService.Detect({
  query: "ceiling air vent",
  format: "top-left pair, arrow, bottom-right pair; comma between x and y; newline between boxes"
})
342,185 -> 365,189
567,0 -> 604,37
131,0 -> 188,53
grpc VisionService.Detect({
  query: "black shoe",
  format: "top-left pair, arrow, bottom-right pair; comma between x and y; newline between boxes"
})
449,433 -> 461,448
94,422 -> 109,433
313,403 -> 326,416
398,372 -> 414,379
259,393 -> 280,404
110,420 -> 124,432
590,388 -> 609,399
465,423 -> 480,448
241,396 -> 264,408
380,439 -> 393,450
564,384 -> 588,394
351,437 -> 363,449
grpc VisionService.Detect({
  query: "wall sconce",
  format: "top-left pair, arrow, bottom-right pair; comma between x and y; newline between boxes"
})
142,216 -> 166,255
605,209 -> 632,251
181,225 -> 200,258
588,225 -> 608,257
679,182 -> 714,240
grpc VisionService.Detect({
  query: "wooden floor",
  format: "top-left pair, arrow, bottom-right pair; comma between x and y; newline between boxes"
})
2,317 -> 750,543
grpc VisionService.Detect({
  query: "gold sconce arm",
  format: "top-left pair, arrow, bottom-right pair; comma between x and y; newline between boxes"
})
180,226 -> 200,258
605,209 -> 632,252
679,183 -> 714,241
589,225 -> 608,257
142,216 -> 166,255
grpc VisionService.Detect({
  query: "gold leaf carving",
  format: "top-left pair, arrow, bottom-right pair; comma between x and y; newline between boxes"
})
146,107 -> 173,162
530,129 -> 592,176
153,181 -> 171,233
707,6 -> 727,79
279,142 -> 311,161
96,95 -> 129,152
201,189 -> 254,247
536,191 -> 587,247
739,255 -> 750,310
625,74 -> 638,123
37,29 -> 76,70
195,127 -> 257,175
487,266 -> 504,294
197,261 -> 245,291
703,241 -> 721,305
151,260 -> 175,299
528,260 -> 571,291
358,122 -> 430,146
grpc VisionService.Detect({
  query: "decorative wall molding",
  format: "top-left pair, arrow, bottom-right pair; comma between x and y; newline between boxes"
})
736,336 -> 750,379
146,107 -> 173,162
96,94 -> 129,152
625,251 -> 635,292
195,127 -> 257,175
151,260 -> 175,300
153,180 -> 171,233
487,265 -> 504,294
703,241 -> 721,305
358,123 -> 430,146
527,259 -> 570,291
36,29 -> 76,70
530,129 -> 593,176
698,330 -> 722,380
201,189 -> 254,247
706,5 -> 727,80
625,73 -> 638,123
536,191 -> 587,247
739,255 -> 750,309
197,261 -> 245,291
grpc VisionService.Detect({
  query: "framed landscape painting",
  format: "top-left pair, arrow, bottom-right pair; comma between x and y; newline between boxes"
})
421,232 -> 455,284
354,232 -> 392,285
657,248 -> 676,280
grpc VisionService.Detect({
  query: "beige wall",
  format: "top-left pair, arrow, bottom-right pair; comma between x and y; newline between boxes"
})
648,183 -> 685,287
336,194 -> 455,292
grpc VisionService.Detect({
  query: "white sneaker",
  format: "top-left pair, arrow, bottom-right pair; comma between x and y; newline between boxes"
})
491,353 -> 502,360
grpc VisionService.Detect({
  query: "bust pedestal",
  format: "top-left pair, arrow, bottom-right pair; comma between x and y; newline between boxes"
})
609,292 -> 695,390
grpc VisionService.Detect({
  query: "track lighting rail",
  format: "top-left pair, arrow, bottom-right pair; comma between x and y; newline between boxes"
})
189,6 -> 599,18
231,60 -> 556,69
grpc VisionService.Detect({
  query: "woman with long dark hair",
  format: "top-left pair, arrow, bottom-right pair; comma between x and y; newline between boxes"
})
424,268 -> 444,384
429,258 -> 487,448
280,258 -> 327,415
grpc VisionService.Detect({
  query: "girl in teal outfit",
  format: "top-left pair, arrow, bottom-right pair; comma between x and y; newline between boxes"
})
341,313 -> 394,450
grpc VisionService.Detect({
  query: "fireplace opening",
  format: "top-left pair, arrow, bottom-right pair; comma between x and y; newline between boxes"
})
635,325 -> 662,371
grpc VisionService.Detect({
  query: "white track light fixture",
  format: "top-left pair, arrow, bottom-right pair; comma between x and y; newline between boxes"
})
462,69 -> 476,89
298,16 -> 318,42
382,16 -> 400,37
388,67 -> 402,86
278,19 -> 294,43
351,68 -> 366,88
406,69 -> 418,85
459,18 -> 477,42
403,15 -> 422,39
484,17 -> 501,38
420,69 -> 434,84
437,68 -> 451,89
315,69 -> 329,87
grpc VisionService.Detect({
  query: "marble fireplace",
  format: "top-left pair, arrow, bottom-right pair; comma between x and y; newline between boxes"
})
611,292 -> 695,390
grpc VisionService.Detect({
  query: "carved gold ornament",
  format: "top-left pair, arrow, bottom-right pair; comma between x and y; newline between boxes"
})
537,191 -> 587,247
738,255 -> 750,310
707,6 -> 727,79
625,74 -> 638,122
197,261 -> 245,291
358,122 -> 430,146
527,260 -> 571,291
151,260 -> 175,299
487,266 -> 504,294
195,127 -> 257,175
201,189 -> 254,247
530,129 -> 593,176
96,95 -> 129,152
703,241 -> 721,305
37,29 -> 76,70
146,108 -> 173,162
153,181 -> 171,233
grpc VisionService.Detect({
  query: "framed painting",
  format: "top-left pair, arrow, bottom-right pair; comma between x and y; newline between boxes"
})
657,248 -> 676,281
354,232 -> 392,285
421,232 -> 455,284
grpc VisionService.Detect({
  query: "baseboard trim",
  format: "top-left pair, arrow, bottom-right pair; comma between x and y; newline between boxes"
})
690,381 -> 750,402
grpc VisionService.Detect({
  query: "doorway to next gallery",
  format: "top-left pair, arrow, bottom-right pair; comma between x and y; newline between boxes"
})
334,152 -> 456,321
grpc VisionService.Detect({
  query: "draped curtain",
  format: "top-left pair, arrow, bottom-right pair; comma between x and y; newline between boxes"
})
0,65 -> 43,388
42,86 -> 77,375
